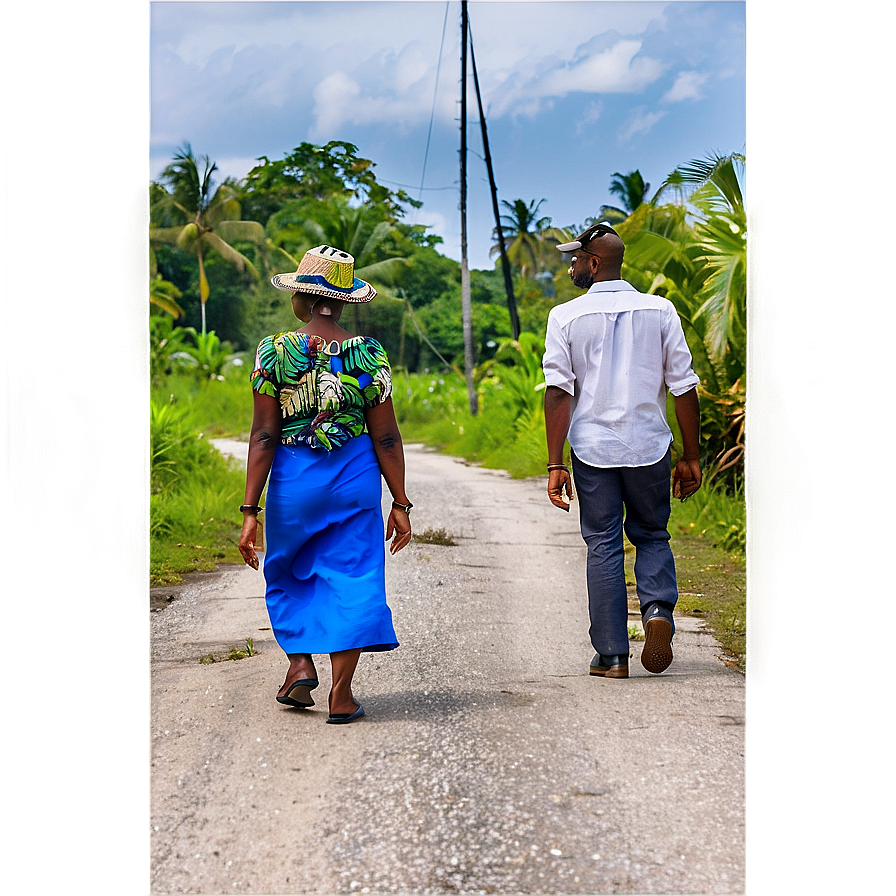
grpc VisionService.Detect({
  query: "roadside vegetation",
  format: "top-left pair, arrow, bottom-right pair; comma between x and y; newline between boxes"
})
149,141 -> 746,669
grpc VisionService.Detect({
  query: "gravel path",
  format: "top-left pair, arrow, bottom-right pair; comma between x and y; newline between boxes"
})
150,442 -> 744,895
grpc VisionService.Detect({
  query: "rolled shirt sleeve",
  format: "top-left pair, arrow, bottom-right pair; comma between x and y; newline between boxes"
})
542,311 -> 575,394
662,307 -> 700,396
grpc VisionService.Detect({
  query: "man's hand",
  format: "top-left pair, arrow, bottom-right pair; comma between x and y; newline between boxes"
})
672,458 -> 702,501
547,468 -> 575,512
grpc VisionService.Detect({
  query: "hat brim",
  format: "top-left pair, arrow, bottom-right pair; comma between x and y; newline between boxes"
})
555,240 -> 582,252
270,272 -> 377,303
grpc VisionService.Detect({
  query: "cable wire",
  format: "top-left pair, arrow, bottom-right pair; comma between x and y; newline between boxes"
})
413,1 -> 451,224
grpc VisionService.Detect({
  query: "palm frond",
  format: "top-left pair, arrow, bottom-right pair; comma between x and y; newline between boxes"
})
202,231 -> 260,278
149,226 -> 187,246
215,220 -> 266,244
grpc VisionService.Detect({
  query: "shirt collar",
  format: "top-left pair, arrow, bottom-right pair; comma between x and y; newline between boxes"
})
586,279 -> 637,294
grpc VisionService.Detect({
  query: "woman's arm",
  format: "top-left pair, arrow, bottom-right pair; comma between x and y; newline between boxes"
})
238,390 -> 282,569
365,396 -> 412,555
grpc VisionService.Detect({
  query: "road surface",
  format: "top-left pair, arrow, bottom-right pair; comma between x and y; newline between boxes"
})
150,442 -> 744,895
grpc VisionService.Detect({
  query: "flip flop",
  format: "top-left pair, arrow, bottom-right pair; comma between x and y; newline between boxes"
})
276,678 -> 319,708
326,703 -> 365,725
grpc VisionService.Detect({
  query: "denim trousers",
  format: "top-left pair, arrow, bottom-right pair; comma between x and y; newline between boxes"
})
571,448 -> 678,657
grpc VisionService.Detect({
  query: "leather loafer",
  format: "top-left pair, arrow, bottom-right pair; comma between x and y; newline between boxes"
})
589,653 -> 629,678
641,604 -> 674,673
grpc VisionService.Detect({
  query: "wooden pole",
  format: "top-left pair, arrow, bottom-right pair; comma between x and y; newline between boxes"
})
469,28 -> 519,340
460,1 -> 477,415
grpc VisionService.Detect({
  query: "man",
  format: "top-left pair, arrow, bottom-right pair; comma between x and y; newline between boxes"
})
542,222 -> 702,678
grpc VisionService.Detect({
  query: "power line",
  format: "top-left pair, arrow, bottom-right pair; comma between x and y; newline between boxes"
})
413,1 -> 451,224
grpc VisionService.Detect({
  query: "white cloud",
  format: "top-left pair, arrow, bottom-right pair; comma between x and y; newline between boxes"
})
488,39 -> 665,118
576,100 -> 605,135
662,70 -> 709,103
311,71 -> 363,138
617,107 -> 668,141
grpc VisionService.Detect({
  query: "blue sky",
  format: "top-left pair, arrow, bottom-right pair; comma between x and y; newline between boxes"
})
150,1 -> 745,270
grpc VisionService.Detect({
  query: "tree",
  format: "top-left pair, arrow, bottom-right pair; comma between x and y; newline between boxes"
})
238,141 -> 419,225
598,170 -> 652,224
490,199 -> 568,279
150,144 -> 266,334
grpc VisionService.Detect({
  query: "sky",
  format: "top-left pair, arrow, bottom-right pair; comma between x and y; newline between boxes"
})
150,0 -> 746,270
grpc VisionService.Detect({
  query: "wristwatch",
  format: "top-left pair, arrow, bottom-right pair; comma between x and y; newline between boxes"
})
239,504 -> 264,514
391,500 -> 413,514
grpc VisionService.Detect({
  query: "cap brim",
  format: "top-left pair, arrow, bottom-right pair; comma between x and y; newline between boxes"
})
556,240 -> 582,252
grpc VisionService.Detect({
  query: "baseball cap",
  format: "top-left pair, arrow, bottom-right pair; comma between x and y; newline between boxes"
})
556,221 -> 619,253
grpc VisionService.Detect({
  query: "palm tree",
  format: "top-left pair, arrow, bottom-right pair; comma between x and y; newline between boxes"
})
491,199 -> 568,278
266,200 -> 411,294
599,170 -> 652,223
150,144 -> 266,333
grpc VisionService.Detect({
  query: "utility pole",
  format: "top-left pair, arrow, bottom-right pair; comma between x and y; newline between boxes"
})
469,28 -> 519,340
460,1 -> 477,415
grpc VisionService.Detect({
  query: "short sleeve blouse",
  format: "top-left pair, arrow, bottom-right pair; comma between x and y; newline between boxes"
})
251,332 -> 393,451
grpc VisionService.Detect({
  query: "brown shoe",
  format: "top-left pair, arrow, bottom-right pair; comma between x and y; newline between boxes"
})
641,615 -> 674,674
589,653 -> 629,678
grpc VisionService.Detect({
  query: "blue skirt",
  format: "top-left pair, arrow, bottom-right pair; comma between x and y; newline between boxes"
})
262,434 -> 399,655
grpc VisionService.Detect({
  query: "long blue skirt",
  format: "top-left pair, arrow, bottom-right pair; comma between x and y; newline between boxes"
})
262,434 -> 399,655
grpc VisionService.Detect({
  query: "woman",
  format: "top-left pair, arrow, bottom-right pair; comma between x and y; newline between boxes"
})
238,245 -> 413,724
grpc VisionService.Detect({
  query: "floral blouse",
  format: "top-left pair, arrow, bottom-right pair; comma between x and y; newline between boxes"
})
251,332 -> 393,451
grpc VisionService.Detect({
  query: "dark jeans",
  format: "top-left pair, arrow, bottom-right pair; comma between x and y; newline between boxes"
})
572,448 -> 677,656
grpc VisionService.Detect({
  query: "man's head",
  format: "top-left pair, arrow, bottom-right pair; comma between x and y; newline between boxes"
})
557,222 -> 625,289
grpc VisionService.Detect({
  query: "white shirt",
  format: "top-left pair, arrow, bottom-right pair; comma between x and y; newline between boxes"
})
543,279 -> 700,467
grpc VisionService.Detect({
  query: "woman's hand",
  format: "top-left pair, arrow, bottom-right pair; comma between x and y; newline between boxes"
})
385,507 -> 412,555
239,515 -> 260,569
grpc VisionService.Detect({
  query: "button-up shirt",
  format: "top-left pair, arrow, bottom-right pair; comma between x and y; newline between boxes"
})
542,279 -> 699,467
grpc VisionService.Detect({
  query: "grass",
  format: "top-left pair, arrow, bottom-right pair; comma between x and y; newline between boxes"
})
199,638 -> 258,664
670,531 -> 746,672
150,376 -> 249,586
153,360 -> 254,439
412,527 -> 459,546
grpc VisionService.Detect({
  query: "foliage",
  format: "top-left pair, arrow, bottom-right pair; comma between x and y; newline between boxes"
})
491,198 -> 571,278
670,476 -> 746,557
153,363 -> 254,438
394,338 -> 549,480
599,169 -> 652,223
169,327 -> 235,381
150,313 -> 191,386
149,273 -> 185,318
150,143 -> 266,334
149,395 -> 246,585
237,140 -> 419,225
618,152 -> 746,489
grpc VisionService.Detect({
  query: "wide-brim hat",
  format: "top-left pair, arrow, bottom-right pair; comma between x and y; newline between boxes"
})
556,221 -> 620,253
271,245 -> 377,303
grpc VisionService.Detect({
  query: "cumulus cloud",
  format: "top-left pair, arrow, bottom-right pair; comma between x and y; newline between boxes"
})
488,39 -> 665,118
662,70 -> 709,103
617,107 -> 668,142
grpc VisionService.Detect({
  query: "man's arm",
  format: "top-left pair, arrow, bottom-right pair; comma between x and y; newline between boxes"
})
544,385 -> 575,511
672,386 -> 702,500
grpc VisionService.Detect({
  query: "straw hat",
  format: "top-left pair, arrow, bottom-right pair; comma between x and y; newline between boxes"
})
271,245 -> 377,303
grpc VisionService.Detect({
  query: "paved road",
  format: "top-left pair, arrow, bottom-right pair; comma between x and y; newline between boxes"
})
151,443 -> 744,895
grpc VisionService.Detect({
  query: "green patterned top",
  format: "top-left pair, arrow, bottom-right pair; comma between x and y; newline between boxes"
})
251,332 -> 392,451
